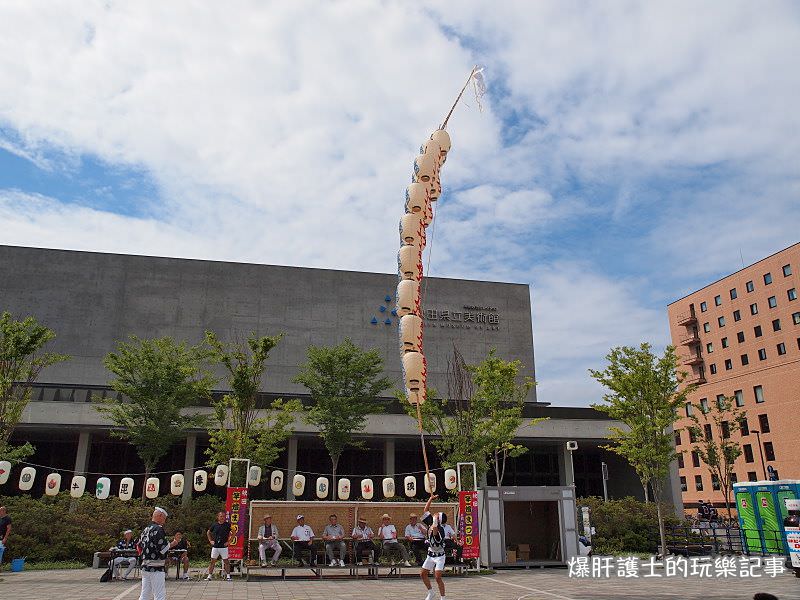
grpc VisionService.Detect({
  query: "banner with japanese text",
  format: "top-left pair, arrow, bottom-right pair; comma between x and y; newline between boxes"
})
458,490 -> 480,559
225,486 -> 249,560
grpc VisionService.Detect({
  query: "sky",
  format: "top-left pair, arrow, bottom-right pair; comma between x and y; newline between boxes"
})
1,1 -> 799,406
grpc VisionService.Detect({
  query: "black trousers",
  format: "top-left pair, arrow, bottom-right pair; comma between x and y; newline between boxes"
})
354,541 -> 375,562
293,541 -> 316,565
444,539 -> 462,563
409,540 -> 427,564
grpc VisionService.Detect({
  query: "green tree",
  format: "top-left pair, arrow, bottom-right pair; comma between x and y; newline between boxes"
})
589,343 -> 694,557
687,395 -> 745,520
96,336 -> 213,497
294,338 -> 392,490
407,346 -> 541,489
204,331 -> 300,482
0,311 -> 68,462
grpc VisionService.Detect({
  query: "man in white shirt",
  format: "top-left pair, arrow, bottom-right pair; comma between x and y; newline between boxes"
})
290,515 -> 316,567
404,513 -> 427,565
323,514 -> 347,566
351,516 -> 376,564
257,514 -> 281,567
377,514 -> 411,566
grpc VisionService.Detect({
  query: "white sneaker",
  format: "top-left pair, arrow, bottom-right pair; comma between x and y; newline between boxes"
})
339,560 -> 345,567
425,590 -> 435,600
205,574 -> 212,581
226,574 -> 232,581
403,560 -> 412,567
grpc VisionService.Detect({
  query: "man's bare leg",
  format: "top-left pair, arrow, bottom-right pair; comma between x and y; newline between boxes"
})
435,570 -> 445,598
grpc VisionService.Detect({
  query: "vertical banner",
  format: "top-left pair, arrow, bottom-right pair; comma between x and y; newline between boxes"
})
458,490 -> 480,559
226,486 -> 249,560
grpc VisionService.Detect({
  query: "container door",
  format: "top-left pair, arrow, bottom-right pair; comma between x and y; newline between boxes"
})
755,490 -> 781,553
736,491 -> 762,553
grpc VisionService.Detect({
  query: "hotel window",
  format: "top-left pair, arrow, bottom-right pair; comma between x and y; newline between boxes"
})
768,296 -> 777,308
783,264 -> 792,277
746,280 -> 755,292
754,325 -> 763,337
724,358 -> 732,370
733,309 -> 741,322
758,348 -> 767,360
798,337 -> 800,350
689,428 -> 698,443
703,322 -> 711,333
730,288 -> 738,300
789,288 -> 797,301
730,473 -> 738,486
677,453 -> 685,468
716,394 -> 725,409
741,354 -> 749,366
706,342 -> 714,353
758,414 -> 770,434
674,430 -> 681,446
750,303 -> 758,315
692,451 -> 701,467
704,423 -> 713,440
714,295 -> 722,306
754,385 -> 765,403
700,398 -> 709,413
743,444 -> 754,463
772,318 -> 781,332
721,420 -> 731,439
685,402 -> 693,417
740,416 -> 749,435
721,337 -> 729,348
709,363 -> 717,374
734,389 -> 744,407
700,301 -> 708,312
680,476 -> 687,492
718,316 -> 726,327
764,272 -> 772,285
712,475 -> 721,491
793,312 -> 800,325
748,471 -> 757,482
777,342 -> 786,355
737,331 -> 745,343
764,442 -> 775,462
695,475 -> 704,491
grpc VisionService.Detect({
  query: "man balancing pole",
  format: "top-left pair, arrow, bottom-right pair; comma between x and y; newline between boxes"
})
420,494 -> 448,600
138,507 -> 182,600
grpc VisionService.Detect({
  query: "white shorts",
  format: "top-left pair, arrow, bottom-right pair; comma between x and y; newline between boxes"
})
422,555 -> 446,572
210,547 -> 229,560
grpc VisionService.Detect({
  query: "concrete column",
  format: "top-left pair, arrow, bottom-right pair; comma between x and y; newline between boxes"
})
285,436 -> 298,501
558,443 -> 575,488
73,430 -> 91,475
383,438 -> 395,477
182,433 -> 197,506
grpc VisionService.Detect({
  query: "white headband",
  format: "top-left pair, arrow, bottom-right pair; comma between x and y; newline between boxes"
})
154,506 -> 169,518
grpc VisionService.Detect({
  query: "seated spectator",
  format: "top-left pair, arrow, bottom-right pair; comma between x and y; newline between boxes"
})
110,529 -> 138,580
169,530 -> 190,580
377,514 -> 411,566
291,514 -> 316,567
258,515 -> 281,567
323,514 -> 346,566
352,516 -> 376,564
442,520 -> 462,562
404,513 -> 427,565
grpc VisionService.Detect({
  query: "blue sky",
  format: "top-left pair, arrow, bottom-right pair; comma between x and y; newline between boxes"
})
1,1 -> 799,405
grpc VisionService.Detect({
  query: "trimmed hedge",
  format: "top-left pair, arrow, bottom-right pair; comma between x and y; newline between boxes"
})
0,494 -> 224,564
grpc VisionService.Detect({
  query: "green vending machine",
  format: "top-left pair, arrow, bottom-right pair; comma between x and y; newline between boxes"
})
734,482 -> 762,553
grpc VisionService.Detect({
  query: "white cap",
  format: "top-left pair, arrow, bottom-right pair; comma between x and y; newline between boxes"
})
296,514 -> 304,520
123,529 -> 133,535
154,506 -> 169,518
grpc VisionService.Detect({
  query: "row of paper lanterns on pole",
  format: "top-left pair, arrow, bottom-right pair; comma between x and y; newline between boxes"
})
398,129 -> 451,406
0,461 -> 458,499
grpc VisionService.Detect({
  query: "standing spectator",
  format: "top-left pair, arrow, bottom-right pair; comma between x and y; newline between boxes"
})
323,514 -> 347,566
205,510 -> 232,581
257,515 -> 281,567
378,514 -> 411,566
169,530 -> 190,580
110,529 -> 138,580
290,515 -> 316,567
0,506 -> 11,571
404,513 -> 427,565
138,507 -> 181,600
352,516 -> 376,564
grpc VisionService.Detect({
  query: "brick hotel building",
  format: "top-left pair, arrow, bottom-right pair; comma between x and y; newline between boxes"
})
668,242 -> 800,509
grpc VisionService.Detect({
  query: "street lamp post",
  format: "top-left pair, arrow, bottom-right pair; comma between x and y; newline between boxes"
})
751,429 -> 768,480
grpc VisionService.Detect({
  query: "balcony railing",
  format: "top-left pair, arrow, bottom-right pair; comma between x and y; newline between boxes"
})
677,313 -> 697,326
679,333 -> 701,346
682,354 -> 704,366
685,374 -> 707,385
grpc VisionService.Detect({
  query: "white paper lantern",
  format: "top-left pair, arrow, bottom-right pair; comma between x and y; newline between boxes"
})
248,466 -> 262,487
428,170 -> 441,201
19,466 -> 36,491
382,477 -> 395,498
444,469 -> 458,490
316,476 -> 329,499
0,460 -> 11,485
292,474 -> 306,496
396,280 -> 421,317
420,139 -> 443,167
145,476 -> 160,499
413,152 -> 438,184
398,245 -> 422,281
214,465 -> 229,486
404,475 -> 417,498
119,477 -> 135,501
399,314 -> 423,353
399,213 -> 426,250
405,183 -> 431,226
193,470 -> 208,492
361,478 -> 374,500
430,129 -> 451,162
96,476 -> 111,499
338,478 -> 351,500
70,475 -> 86,498
424,472 -> 437,494
270,470 -> 284,492
170,473 -> 184,496
45,472 -> 61,496
402,351 -> 427,403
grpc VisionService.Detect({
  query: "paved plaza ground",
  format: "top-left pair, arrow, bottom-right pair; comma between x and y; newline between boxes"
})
0,567 -> 797,600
